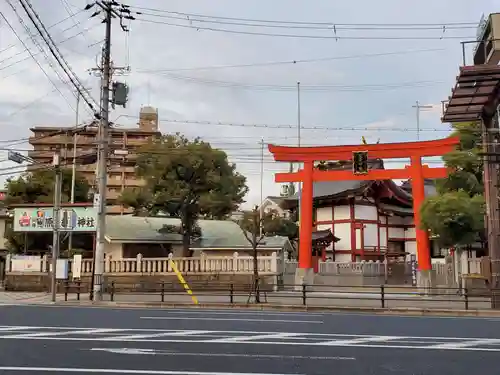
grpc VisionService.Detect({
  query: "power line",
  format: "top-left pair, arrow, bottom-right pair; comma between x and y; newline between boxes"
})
136,17 -> 473,40
0,7 -> 86,57
135,117 -> 452,133
157,73 -> 445,92
5,0 -> 73,95
129,6 -> 478,27
0,8 -> 76,113
0,23 -> 100,80
60,0 -> 92,46
136,48 -> 447,73
17,0 -> 100,116
136,11 -> 477,31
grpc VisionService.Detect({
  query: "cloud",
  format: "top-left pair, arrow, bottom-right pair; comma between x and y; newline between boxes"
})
0,0 -> 492,208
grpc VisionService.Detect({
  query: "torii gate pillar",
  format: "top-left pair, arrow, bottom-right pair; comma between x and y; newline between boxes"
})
269,137 -> 459,288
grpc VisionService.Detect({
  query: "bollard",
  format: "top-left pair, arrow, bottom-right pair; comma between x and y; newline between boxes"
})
110,281 -> 115,302
230,283 -> 234,304
77,281 -> 81,301
161,281 -> 165,303
64,281 -> 69,302
464,287 -> 469,310
302,284 -> 307,306
380,285 -> 385,308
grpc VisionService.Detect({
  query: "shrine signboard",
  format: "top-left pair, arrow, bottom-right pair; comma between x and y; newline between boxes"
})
13,207 -> 97,232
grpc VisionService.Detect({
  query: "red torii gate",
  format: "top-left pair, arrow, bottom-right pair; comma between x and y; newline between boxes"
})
268,137 -> 459,272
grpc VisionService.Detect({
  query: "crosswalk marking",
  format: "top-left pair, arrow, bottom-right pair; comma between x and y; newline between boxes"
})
207,332 -> 303,343
0,325 -> 499,352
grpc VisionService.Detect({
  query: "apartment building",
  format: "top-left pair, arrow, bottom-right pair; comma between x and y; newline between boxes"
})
28,106 -> 161,213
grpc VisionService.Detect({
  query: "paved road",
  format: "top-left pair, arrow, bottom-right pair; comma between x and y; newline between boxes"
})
0,304 -> 499,374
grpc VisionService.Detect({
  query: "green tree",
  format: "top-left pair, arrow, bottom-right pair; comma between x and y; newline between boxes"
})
119,133 -> 248,256
421,191 -> 485,248
4,168 -> 91,205
239,207 -> 298,302
420,121 -> 485,248
3,168 -> 92,253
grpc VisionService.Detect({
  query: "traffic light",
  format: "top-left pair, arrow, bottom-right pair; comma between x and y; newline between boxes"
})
353,151 -> 368,175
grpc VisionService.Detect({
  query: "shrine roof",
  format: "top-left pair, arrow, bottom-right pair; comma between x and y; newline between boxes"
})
378,203 -> 414,216
312,229 -> 340,243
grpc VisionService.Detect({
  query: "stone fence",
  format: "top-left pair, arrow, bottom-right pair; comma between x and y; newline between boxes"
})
4,252 -> 485,289
5,252 -> 283,276
284,258 -> 483,288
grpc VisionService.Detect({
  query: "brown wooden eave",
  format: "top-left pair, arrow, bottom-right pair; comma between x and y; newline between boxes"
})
442,65 -> 500,123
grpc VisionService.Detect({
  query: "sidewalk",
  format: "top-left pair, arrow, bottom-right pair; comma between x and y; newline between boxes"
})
0,291 -> 85,304
0,290 -> 493,313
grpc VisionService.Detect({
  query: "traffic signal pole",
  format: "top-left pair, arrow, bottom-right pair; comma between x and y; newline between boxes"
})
51,151 -> 62,303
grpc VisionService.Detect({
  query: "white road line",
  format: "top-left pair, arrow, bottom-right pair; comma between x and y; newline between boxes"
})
429,339 -> 500,349
140,317 -> 323,324
0,326 -> 34,332
0,367 -> 301,375
7,328 -> 122,338
3,336 -> 500,351
160,311 -> 325,317
89,347 -> 356,360
105,330 -> 213,341
208,332 -> 304,343
320,336 -> 402,346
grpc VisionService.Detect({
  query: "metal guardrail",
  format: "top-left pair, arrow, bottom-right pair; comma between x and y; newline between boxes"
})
61,280 -> 500,310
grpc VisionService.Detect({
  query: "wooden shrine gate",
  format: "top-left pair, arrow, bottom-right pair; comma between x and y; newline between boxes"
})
268,137 -> 459,275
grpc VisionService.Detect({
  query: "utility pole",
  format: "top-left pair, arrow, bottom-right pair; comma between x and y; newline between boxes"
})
297,81 -> 301,148
297,81 -> 302,212
68,92 -> 80,254
482,118 -> 500,308
85,1 -> 133,301
296,81 -> 302,262
412,100 -> 433,141
93,3 -> 112,302
51,151 -> 62,303
259,138 -> 264,237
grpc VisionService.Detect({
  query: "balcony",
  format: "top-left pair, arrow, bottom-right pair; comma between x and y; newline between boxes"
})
27,150 -> 54,160
126,138 -> 150,146
107,176 -> 146,188
108,165 -> 135,173
29,135 -> 72,145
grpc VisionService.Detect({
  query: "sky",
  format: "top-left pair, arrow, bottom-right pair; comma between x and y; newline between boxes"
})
0,0 -> 497,209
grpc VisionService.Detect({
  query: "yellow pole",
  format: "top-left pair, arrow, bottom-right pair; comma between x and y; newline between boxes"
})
169,259 -> 199,305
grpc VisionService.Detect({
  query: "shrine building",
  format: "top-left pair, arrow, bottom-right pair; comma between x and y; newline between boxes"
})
281,159 -> 445,263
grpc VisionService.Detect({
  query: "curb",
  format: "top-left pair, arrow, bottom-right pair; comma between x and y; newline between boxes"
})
52,301 -> 500,317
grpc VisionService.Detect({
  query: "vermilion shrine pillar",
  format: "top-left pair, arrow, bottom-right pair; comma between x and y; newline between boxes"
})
410,156 -> 431,271
298,161 -> 314,269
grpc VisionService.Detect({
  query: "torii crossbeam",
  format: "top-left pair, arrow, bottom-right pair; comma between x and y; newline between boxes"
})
268,137 -> 459,272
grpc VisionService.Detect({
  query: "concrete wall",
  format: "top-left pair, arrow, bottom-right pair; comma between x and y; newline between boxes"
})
314,201 -> 419,261
3,273 -> 278,293
0,218 -> 7,251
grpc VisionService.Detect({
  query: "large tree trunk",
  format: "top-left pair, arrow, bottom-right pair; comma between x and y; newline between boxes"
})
182,231 -> 190,257
181,206 -> 191,257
